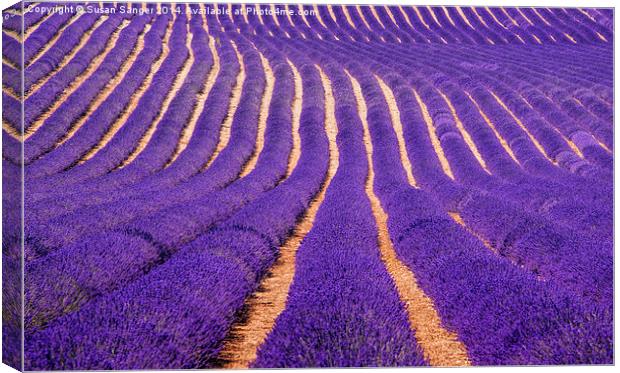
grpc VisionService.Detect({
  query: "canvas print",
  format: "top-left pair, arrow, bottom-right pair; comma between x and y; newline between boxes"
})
1,1 -> 614,370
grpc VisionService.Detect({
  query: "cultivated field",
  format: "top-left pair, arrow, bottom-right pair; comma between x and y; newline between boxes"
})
1,2 -> 613,369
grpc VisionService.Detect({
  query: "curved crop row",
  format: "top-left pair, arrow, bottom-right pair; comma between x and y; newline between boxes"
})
0,3 -> 611,370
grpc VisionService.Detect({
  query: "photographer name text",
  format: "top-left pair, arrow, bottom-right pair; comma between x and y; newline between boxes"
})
16,4 -> 316,17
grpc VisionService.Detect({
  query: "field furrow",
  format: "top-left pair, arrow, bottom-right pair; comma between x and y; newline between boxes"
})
1,2 -> 611,370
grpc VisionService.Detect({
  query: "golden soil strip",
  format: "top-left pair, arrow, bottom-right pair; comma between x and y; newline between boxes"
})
3,121 -> 22,141
447,212 -> 495,253
516,8 -> 535,25
254,4 -> 265,25
238,51 -> 274,178
314,4 -> 327,28
577,8 -> 597,22
501,8 -> 519,26
164,35 -> 220,168
384,6 -> 400,28
355,5 -> 372,30
448,212 -> 537,277
78,18 -> 173,165
533,94 -> 587,152
199,3 -> 208,27
369,6 -> 386,29
3,8 -> 21,16
597,140 -> 611,153
441,6 -> 456,26
283,4 -> 294,26
465,92 -> 520,165
489,91 -> 554,163
470,7 -> 489,27
270,4 -> 281,26
413,6 -> 431,29
27,13 -> 83,66
426,6 -> 442,27
284,60 -> 302,179
212,3 -> 221,25
531,8 -> 551,26
532,35 -> 542,44
53,23 -> 150,148
213,3 -> 226,32
485,8 -> 524,43
596,32 -> 608,42
350,72 -> 470,367
572,97 -> 584,107
557,131 -> 584,158
329,10 -> 354,42
284,4 -> 298,35
201,41 -> 245,171
298,5 -> 311,28
398,6 -> 415,29
412,89 -> 455,179
485,7 -> 507,29
3,86 -> 20,100
23,12 -> 53,39
218,65 -> 339,369
576,95 -> 612,112
437,90 -> 490,174
376,76 -> 418,188
23,19 -> 130,140
3,29 -> 22,42
222,3 -> 231,24
342,5 -> 357,29
116,25 -> 194,169
3,57 -> 19,70
455,7 -> 474,29
327,5 -> 338,23
563,33 -> 577,43
242,3 -> 250,24
27,16 -> 108,98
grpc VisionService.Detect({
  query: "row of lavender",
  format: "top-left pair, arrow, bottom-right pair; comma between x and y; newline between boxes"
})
1,4 -> 24,369
2,2 -> 613,369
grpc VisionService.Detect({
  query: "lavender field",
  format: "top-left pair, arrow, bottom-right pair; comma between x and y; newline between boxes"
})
1,1 -> 614,369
